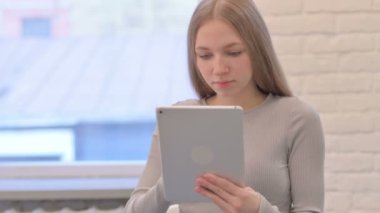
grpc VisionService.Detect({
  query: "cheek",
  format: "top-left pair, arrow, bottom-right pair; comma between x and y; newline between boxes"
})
236,57 -> 253,77
196,61 -> 211,77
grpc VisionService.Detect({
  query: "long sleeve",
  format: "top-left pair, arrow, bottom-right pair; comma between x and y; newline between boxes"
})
124,134 -> 171,213
259,195 -> 280,213
287,105 -> 325,212
254,98 -> 325,213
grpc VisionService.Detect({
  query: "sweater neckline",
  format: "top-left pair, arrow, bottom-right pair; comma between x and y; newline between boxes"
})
200,93 -> 273,113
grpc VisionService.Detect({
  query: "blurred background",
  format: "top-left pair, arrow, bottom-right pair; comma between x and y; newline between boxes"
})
0,0 -> 197,162
0,0 -> 379,212
255,0 -> 380,212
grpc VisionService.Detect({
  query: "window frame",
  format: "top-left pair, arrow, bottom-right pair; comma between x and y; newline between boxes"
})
0,161 -> 144,200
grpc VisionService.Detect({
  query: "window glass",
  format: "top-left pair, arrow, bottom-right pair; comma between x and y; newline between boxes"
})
22,18 -> 51,38
0,0 -> 198,162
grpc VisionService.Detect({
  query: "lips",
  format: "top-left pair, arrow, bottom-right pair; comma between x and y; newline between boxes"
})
213,80 -> 234,88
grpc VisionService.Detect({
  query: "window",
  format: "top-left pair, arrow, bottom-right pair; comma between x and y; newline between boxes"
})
22,18 -> 52,38
0,129 -> 74,162
0,0 -> 198,163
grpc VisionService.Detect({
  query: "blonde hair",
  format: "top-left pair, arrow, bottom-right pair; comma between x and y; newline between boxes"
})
187,0 -> 292,98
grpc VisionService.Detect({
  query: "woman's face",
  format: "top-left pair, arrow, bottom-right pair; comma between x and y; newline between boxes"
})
195,19 -> 256,99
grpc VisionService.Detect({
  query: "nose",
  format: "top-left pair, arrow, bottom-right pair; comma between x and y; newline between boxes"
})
213,56 -> 229,75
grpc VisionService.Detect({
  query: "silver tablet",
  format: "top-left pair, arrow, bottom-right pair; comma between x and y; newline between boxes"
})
156,105 -> 245,203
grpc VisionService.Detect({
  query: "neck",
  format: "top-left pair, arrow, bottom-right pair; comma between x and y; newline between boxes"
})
207,90 -> 267,110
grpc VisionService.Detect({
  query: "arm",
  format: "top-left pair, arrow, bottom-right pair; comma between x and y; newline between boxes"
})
287,106 -> 325,213
195,106 -> 324,213
124,134 -> 170,213
258,106 -> 324,213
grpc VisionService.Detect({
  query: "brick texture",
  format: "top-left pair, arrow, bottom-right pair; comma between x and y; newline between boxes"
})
266,14 -> 335,35
305,34 -> 375,54
255,1 -> 380,211
272,36 -> 304,55
325,153 -> 374,172
255,0 -> 303,15
280,54 -> 339,74
375,74 -> 380,93
376,155 -> 380,172
340,53 -> 380,72
300,94 -> 338,113
338,94 -> 377,112
304,0 -> 372,12
321,114 -> 374,134
325,192 -> 352,212
303,74 -> 372,94
337,14 -> 380,33
326,173 -> 380,192
353,193 -> 380,210
375,0 -> 380,10
350,211 -> 380,213
287,76 -> 304,95
325,133 -> 380,152
376,115 -> 380,131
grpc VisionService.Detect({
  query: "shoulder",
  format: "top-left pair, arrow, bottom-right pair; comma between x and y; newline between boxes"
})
266,95 -> 323,138
274,96 -> 324,147
270,95 -> 320,121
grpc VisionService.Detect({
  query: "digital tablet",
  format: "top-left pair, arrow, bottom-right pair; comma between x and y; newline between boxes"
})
156,105 -> 245,203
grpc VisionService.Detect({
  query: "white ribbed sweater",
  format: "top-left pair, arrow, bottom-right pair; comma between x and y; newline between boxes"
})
125,94 -> 325,213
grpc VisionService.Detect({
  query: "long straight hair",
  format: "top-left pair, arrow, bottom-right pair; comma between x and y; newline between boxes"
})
187,0 -> 292,98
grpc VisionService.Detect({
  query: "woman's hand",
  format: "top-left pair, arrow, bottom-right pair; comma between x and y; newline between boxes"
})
195,173 -> 261,213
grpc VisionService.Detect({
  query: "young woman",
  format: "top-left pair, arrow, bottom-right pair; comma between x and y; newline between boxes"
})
125,0 -> 324,212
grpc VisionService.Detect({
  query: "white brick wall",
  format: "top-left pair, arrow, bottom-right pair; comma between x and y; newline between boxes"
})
376,74 -> 380,92
303,74 -> 372,94
255,0 -> 380,212
340,53 -> 380,72
257,0 -> 303,15
354,193 -> 380,211
266,14 -> 336,35
272,36 -> 304,54
375,0 -> 380,10
375,155 -> 380,171
305,34 -> 375,53
304,0 -> 373,12
325,192 -> 352,212
338,14 -> 380,33
280,55 -> 339,74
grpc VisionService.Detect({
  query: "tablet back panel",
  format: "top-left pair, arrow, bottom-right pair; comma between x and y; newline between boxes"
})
157,106 -> 244,203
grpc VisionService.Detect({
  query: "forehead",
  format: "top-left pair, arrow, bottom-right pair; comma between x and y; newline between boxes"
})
195,19 -> 244,48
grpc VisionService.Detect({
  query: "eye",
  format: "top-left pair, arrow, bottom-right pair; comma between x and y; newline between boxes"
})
197,53 -> 212,60
227,51 -> 242,57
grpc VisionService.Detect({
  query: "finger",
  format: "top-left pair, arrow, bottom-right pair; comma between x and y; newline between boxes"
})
195,185 -> 234,212
212,173 -> 244,188
203,173 -> 243,196
196,177 -> 234,201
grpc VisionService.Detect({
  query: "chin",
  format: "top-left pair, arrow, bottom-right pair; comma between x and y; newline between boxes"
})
215,90 -> 237,97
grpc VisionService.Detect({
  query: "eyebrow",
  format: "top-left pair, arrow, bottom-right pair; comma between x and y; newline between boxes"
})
195,42 -> 243,50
